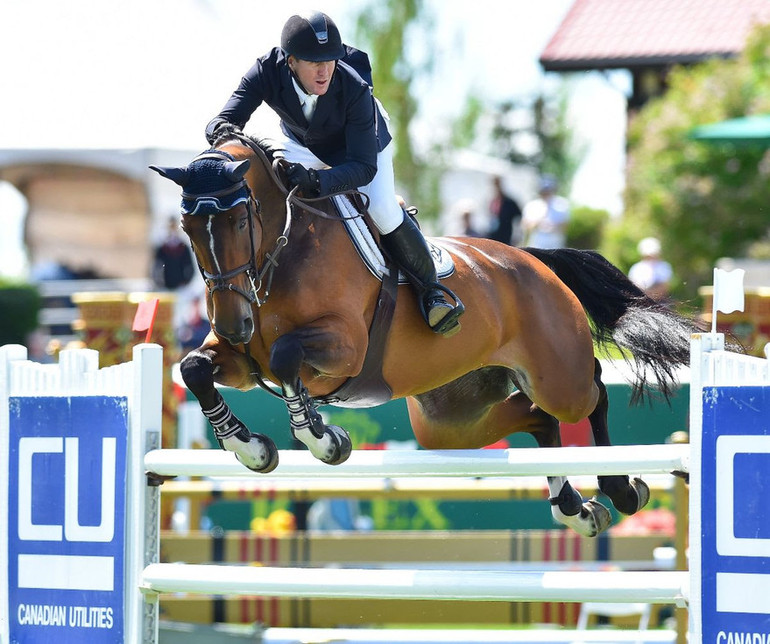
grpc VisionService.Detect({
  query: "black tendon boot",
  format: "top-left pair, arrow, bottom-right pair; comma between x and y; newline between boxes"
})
381,215 -> 464,337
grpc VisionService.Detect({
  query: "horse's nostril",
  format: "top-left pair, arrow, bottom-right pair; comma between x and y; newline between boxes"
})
213,315 -> 254,346
242,317 -> 254,341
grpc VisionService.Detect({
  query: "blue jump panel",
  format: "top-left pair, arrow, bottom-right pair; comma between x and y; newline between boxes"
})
7,396 -> 128,644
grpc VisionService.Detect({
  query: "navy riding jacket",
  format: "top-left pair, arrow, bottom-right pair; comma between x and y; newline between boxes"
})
205,46 -> 392,197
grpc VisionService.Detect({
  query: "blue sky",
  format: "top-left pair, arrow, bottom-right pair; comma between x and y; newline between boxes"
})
0,0 -> 628,276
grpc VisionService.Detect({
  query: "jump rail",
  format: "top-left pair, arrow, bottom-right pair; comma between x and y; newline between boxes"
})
141,564 -> 688,604
158,473 -> 676,501
145,444 -> 690,479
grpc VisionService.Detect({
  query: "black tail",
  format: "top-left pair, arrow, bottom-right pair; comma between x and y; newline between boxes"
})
524,247 -> 707,403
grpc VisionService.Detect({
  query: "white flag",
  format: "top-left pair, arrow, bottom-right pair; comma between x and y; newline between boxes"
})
713,268 -> 745,314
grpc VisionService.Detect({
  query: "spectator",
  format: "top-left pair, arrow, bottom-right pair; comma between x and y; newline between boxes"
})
152,216 -> 195,291
521,174 -> 570,249
460,210 -> 482,237
447,199 -> 482,237
176,296 -> 211,352
629,237 -> 673,302
487,176 -> 522,245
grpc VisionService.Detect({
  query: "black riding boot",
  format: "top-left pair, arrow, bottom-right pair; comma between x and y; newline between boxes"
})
381,215 -> 464,337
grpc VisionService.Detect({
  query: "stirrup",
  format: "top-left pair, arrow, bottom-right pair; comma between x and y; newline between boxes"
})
421,283 -> 464,337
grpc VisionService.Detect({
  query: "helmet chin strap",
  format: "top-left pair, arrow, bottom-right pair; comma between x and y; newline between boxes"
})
288,67 -> 312,96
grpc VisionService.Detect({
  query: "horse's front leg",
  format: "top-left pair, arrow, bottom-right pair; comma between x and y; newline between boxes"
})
269,323 -> 356,465
180,344 -> 279,473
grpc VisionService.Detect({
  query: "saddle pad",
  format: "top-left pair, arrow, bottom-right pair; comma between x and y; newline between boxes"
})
333,195 -> 455,284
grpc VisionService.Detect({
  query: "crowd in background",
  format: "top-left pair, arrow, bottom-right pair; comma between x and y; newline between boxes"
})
449,173 -> 570,249
447,174 -> 672,301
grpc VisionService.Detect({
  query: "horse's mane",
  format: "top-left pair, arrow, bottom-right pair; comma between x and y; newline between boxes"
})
210,131 -> 283,163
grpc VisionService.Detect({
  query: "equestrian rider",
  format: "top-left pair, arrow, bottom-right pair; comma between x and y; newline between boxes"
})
204,11 -> 463,336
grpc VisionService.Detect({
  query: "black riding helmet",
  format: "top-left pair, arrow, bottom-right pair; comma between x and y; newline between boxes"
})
280,11 -> 345,62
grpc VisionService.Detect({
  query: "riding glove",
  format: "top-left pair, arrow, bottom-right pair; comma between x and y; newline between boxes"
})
206,120 -> 242,145
286,163 -> 321,197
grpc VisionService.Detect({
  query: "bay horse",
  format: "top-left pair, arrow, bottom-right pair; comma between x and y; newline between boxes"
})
151,133 -> 700,537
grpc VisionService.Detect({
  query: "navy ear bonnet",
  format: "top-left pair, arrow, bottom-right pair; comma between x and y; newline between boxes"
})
180,150 -> 250,216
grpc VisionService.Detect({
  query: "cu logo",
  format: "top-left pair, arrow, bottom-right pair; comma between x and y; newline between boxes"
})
17,437 -> 117,543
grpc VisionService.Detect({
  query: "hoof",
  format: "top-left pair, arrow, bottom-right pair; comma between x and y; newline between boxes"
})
556,497 -> 612,537
579,498 -> 613,537
224,433 -> 279,473
320,425 -> 352,465
599,474 -> 651,515
628,476 -> 650,514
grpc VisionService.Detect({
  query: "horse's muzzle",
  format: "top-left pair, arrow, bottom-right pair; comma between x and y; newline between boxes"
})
214,316 -> 254,346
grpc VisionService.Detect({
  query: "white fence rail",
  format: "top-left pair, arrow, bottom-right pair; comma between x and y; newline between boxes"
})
145,443 -> 690,479
141,564 -> 689,604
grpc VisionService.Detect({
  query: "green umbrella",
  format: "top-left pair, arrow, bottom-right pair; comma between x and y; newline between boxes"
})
689,114 -> 770,145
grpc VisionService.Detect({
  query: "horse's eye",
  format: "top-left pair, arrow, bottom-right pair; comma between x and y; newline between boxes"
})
239,216 -> 248,230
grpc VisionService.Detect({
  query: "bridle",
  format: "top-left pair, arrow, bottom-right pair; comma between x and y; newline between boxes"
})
183,150 -> 294,308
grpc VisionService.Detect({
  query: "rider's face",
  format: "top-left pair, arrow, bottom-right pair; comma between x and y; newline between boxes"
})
288,56 -> 336,96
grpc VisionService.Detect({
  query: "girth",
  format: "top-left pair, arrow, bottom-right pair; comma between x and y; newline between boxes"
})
314,259 -> 399,408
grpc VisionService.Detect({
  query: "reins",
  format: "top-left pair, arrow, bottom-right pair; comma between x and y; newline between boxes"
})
251,185 -> 295,306
234,132 -> 370,220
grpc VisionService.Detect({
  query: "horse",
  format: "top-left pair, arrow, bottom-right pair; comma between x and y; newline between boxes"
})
150,133 -> 701,538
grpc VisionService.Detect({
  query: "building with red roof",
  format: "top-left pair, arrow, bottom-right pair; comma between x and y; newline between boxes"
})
540,0 -> 770,109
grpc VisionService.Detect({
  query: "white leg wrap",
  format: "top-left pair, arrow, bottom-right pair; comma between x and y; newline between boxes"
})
547,476 -> 589,535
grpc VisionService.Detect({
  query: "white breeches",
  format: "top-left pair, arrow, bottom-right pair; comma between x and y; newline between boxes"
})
277,137 -> 405,235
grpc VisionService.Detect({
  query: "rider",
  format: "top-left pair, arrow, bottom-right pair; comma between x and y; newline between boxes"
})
204,11 -> 463,336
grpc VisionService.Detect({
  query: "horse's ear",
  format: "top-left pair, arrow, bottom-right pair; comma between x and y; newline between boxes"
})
223,159 -> 251,182
149,165 -> 190,187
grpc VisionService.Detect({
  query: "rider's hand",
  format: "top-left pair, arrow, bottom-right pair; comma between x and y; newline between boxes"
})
286,163 -> 321,197
206,121 -> 242,145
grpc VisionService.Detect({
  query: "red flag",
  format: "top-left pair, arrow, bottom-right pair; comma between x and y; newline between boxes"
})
132,298 -> 160,343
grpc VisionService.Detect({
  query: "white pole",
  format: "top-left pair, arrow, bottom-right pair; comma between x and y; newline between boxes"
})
144,444 -> 690,479
124,344 -> 163,644
141,564 -> 689,605
711,268 -> 718,334
0,344 -> 28,644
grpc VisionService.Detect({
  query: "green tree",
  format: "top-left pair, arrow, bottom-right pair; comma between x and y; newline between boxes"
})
349,4 -> 581,224
566,205 -> 609,249
618,24 -> 770,299
0,279 -> 41,346
352,0 -> 444,219
488,86 -> 582,195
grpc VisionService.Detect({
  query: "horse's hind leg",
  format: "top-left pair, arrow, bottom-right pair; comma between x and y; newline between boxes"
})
180,349 -> 279,472
528,408 -> 612,538
407,368 -> 611,537
589,359 -> 650,515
